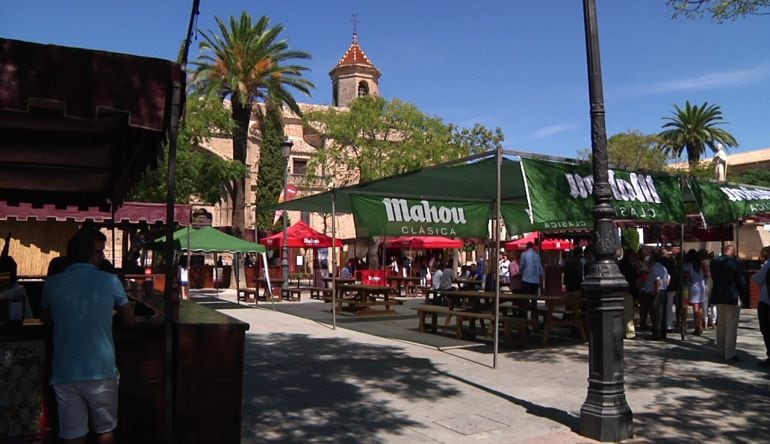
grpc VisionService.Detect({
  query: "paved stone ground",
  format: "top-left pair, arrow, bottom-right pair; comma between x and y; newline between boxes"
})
192,289 -> 770,443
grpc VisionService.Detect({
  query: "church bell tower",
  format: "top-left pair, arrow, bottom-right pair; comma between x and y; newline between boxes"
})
329,33 -> 381,107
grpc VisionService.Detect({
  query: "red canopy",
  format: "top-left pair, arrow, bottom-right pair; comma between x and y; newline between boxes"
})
385,236 -> 463,249
505,232 -> 572,251
259,221 -> 342,248
0,201 -> 191,225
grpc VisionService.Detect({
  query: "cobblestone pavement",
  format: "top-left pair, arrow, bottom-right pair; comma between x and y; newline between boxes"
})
194,290 -> 770,443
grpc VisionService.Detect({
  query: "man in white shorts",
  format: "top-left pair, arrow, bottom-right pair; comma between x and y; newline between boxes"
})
42,234 -> 135,443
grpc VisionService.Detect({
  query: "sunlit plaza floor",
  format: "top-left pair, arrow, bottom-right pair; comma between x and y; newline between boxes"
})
191,288 -> 770,443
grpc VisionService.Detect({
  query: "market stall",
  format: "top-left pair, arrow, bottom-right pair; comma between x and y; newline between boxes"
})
0,37 -> 246,444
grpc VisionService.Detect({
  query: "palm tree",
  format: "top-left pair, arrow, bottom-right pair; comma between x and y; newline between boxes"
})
192,12 -> 314,237
658,101 -> 738,171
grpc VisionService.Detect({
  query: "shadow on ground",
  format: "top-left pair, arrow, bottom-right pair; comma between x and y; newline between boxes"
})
623,337 -> 770,443
241,333 -> 461,443
189,291 -> 256,311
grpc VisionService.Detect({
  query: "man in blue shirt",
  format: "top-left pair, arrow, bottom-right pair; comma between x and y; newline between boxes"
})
520,242 -> 543,295
644,249 -> 670,340
752,246 -> 770,368
42,234 -> 135,443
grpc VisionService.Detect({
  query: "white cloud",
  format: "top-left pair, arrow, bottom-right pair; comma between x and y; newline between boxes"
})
529,121 -> 582,139
640,63 -> 770,94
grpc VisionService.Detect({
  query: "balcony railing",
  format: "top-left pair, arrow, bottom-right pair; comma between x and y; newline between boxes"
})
289,173 -> 330,190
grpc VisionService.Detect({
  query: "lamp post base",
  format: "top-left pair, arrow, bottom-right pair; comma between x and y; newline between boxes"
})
580,403 -> 633,442
579,263 -> 633,442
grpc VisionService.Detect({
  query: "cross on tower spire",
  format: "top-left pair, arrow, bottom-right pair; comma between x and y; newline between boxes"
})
351,13 -> 360,41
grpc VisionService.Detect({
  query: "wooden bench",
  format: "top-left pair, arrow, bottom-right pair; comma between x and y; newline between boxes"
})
454,311 -> 536,347
414,304 -> 458,333
237,288 -> 258,303
281,287 -> 302,301
413,305 -> 535,347
421,287 -> 443,304
308,287 -> 332,301
534,295 -> 586,345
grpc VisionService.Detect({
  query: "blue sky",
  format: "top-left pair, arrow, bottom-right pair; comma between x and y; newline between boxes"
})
3,1 -> 769,159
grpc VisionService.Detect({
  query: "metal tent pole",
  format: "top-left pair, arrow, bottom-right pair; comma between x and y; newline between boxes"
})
493,146 -> 502,369
332,191 -> 337,330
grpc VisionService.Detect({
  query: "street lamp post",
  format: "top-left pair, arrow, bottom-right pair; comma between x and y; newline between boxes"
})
281,137 -> 293,292
579,0 -> 633,441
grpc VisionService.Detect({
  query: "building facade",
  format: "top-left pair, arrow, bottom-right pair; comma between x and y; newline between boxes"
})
198,34 -> 380,248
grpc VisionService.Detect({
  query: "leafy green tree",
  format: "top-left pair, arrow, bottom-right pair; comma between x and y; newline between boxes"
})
578,130 -> 673,172
255,100 -> 286,230
449,123 -> 505,155
621,227 -> 640,252
129,95 -> 247,203
668,0 -> 769,21
658,101 -> 738,171
736,168 -> 770,187
304,96 -> 502,187
192,12 -> 313,237
304,95 -> 503,267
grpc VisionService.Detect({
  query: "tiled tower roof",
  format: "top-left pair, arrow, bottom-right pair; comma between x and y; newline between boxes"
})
336,33 -> 377,68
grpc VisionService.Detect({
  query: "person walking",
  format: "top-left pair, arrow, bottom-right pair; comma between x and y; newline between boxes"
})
563,247 -> 584,295
699,249 -> 716,329
41,234 -> 135,443
683,249 -> 706,335
643,249 -> 670,340
520,242 -> 543,295
498,253 -> 511,288
751,245 -> 770,368
440,261 -> 456,291
658,248 -> 681,332
710,244 -> 748,362
618,247 -> 638,339
476,256 -> 487,287
636,246 -> 652,330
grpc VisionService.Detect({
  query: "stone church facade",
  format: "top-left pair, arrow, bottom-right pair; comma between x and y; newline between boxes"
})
197,34 -> 380,244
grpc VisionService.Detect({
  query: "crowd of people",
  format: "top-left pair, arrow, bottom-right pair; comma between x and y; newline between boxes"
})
421,239 -> 770,368
565,242 -> 770,367
334,240 -> 770,368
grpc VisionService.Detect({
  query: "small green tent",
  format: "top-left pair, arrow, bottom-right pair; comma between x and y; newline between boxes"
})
182,226 -> 265,253
153,226 -> 265,253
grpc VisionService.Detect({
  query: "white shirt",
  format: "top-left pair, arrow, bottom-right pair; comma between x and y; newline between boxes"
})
499,259 -> 510,278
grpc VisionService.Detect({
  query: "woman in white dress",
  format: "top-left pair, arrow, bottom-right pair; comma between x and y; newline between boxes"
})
683,249 -> 706,335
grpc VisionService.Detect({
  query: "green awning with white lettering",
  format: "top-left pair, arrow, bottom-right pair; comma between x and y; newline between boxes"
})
265,152 -> 691,237
514,158 -> 686,232
350,195 -> 490,238
689,179 -> 770,226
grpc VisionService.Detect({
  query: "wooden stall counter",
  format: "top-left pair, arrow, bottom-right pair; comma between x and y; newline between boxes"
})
123,287 -> 249,444
1,284 -> 249,444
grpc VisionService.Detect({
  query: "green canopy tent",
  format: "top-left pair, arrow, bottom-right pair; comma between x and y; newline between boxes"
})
149,226 -> 197,250
689,179 -> 770,227
688,178 -> 770,258
154,226 -> 267,301
269,153 -> 687,233
267,150 -> 689,364
182,227 -> 267,301
182,226 -> 266,254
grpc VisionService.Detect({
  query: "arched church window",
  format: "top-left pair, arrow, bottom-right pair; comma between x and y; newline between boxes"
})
358,81 -> 369,97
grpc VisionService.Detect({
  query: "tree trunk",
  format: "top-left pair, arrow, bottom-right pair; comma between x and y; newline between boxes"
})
231,102 -> 252,238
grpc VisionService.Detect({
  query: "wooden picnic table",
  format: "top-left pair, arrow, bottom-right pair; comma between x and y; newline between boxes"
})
256,277 -> 284,301
336,283 -> 401,316
386,276 -> 422,295
322,276 -> 356,288
452,278 -> 483,290
445,290 -> 586,345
